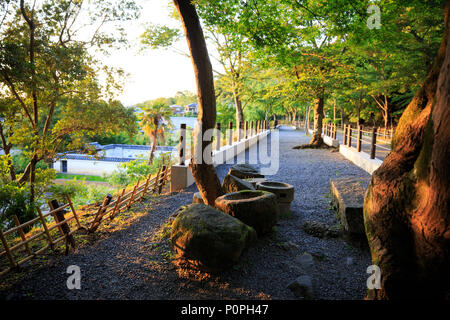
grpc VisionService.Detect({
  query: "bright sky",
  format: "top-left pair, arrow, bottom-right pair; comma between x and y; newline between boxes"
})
102,0 -> 221,107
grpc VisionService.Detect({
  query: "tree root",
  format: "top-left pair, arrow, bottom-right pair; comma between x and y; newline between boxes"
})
292,142 -> 331,150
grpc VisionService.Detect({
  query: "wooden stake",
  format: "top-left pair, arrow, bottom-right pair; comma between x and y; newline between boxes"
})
13,215 -> 32,256
110,189 -> 125,220
65,194 -> 82,229
158,165 -> 167,194
357,125 -> 362,152
152,168 -> 161,193
126,181 -> 139,210
36,207 -> 53,248
0,228 -> 16,269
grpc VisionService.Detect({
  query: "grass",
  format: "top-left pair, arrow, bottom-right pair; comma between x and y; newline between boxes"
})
55,173 -> 109,182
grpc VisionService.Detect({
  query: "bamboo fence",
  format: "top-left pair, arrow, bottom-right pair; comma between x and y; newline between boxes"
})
0,164 -> 171,277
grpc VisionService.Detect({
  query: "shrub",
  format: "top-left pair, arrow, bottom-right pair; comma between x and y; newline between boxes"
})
108,155 -> 167,188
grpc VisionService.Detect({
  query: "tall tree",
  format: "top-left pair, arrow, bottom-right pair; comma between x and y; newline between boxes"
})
0,0 -> 139,202
364,1 -> 450,299
137,99 -> 173,165
172,0 -> 223,206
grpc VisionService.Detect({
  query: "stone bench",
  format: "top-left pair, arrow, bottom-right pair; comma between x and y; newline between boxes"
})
330,177 -> 371,235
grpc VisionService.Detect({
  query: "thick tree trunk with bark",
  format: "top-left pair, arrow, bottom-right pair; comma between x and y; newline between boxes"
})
294,94 -> 325,149
364,1 -> 450,299
173,0 -> 223,206
309,95 -> 324,146
233,87 -> 244,125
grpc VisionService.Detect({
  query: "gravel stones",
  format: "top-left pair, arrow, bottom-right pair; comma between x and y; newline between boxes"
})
302,220 -> 341,239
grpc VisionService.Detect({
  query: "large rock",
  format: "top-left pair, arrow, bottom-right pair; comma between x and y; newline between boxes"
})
192,192 -> 204,204
330,177 -> 370,235
222,174 -> 255,193
215,190 -> 279,236
229,164 -> 264,179
170,204 -> 256,272
287,275 -> 314,300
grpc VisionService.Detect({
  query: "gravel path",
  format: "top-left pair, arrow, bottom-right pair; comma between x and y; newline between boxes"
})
1,128 -> 372,300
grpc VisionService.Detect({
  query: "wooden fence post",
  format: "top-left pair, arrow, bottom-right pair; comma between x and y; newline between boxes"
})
111,189 -> 125,220
370,127 -> 377,159
228,121 -> 233,145
36,207 -> 54,248
65,194 -> 82,229
357,125 -> 362,152
158,165 -> 167,194
152,168 -> 161,193
179,123 -> 186,165
13,215 -> 32,256
49,199 -> 75,249
126,182 -> 139,210
347,125 -> 352,147
215,122 -> 221,151
140,173 -> 152,201
343,125 -> 347,145
0,228 -> 16,269
89,195 -> 113,232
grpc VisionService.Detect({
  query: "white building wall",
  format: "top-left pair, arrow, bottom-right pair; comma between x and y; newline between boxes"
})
53,159 -> 124,176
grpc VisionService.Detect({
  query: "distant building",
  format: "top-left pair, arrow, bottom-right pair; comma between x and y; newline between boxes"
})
170,104 -> 184,115
52,143 -> 177,176
184,102 -> 198,114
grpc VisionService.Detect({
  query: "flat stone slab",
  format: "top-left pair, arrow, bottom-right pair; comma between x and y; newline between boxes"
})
330,177 -> 371,235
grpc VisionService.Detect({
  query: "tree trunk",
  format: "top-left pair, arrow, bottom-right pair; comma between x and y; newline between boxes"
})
309,93 -> 324,147
148,130 -> 157,165
304,104 -> 310,134
333,99 -> 336,124
357,100 -> 361,127
233,86 -> 244,125
173,0 -> 223,206
364,1 -> 450,300
341,105 -> 344,129
0,122 -> 16,181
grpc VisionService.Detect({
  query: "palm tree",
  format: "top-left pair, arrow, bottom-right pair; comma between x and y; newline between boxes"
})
137,98 -> 173,165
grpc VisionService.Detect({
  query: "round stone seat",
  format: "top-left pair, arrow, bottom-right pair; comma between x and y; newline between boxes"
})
229,164 -> 264,179
256,181 -> 295,215
215,190 -> 279,236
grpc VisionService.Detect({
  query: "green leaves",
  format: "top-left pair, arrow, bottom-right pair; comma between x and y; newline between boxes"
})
140,24 -> 182,50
